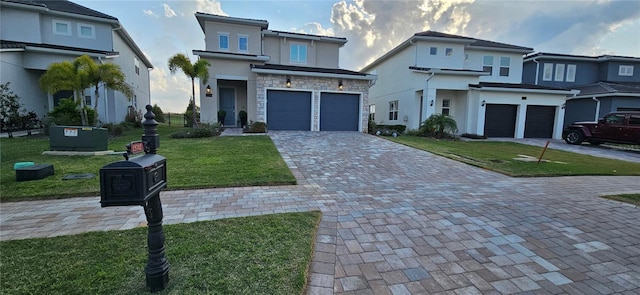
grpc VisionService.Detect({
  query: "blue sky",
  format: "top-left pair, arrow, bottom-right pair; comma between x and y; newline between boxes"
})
75,0 -> 640,113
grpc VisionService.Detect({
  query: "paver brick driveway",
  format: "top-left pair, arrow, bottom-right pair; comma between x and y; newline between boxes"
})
1,131 -> 639,294
269,132 -> 640,295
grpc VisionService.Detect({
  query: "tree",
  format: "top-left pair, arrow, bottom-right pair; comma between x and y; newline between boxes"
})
168,53 -> 210,128
39,55 -> 132,126
80,55 -> 133,126
151,104 -> 165,123
0,82 -> 22,137
420,113 -> 458,138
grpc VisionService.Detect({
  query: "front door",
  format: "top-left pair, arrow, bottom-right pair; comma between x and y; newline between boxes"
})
219,87 -> 235,126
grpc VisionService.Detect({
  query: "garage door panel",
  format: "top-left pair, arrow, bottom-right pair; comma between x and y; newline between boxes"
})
267,90 -> 311,131
484,104 -> 517,137
320,93 -> 360,131
524,105 -> 555,138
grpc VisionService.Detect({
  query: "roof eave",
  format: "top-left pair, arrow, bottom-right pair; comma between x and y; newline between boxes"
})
251,67 -> 377,81
193,50 -> 271,62
469,85 -> 578,95
467,46 -> 533,54
195,12 -> 269,33
572,92 -> 640,99
360,39 -> 412,72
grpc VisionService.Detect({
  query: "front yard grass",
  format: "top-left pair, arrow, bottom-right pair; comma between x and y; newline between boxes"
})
390,136 -> 640,177
1,125 -> 296,202
603,194 -> 640,206
0,211 -> 321,295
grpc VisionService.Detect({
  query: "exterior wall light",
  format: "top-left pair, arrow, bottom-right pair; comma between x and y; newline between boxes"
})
430,99 -> 434,106
481,100 -> 486,107
338,80 -> 344,90
205,85 -> 212,97
286,76 -> 291,88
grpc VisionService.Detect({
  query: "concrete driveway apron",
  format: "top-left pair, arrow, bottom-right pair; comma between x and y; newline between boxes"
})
1,131 -> 639,294
268,131 -> 640,295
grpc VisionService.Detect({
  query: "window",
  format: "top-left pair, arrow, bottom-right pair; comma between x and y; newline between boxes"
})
442,99 -> 451,116
543,63 -> 553,81
369,104 -> 376,121
218,33 -> 229,50
499,57 -> 510,77
77,23 -> 95,39
629,115 -> 640,126
53,20 -> 71,36
134,57 -> 140,75
605,114 -> 625,125
290,44 -> 307,63
554,64 -> 565,81
619,65 -> 634,76
566,64 -> 576,82
388,100 -> 398,121
238,35 -> 248,52
445,48 -> 453,56
84,95 -> 92,107
430,47 -> 437,55
483,56 -> 494,75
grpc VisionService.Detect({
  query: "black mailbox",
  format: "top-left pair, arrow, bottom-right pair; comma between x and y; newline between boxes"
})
100,154 -> 166,207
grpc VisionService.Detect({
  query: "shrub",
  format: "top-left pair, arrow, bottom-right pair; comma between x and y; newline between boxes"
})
48,98 -> 96,126
368,119 -> 377,135
151,104 -> 165,123
419,114 -> 457,138
102,123 -> 125,136
169,124 -> 222,139
124,106 -> 142,128
244,121 -> 267,133
184,100 -> 201,127
461,133 -> 487,139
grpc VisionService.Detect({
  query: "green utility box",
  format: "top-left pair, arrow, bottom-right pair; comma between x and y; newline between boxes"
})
49,126 -> 108,151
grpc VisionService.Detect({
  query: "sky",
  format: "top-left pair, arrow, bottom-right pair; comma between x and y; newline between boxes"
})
74,0 -> 640,113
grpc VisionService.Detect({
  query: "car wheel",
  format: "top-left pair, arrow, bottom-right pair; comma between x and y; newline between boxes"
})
564,130 -> 584,145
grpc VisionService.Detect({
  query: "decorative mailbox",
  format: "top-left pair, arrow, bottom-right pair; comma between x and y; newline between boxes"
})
100,153 -> 166,207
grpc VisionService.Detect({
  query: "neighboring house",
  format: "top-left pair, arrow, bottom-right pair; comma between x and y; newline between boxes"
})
523,53 -> 640,126
0,0 -> 153,124
362,31 -> 576,139
193,13 -> 376,132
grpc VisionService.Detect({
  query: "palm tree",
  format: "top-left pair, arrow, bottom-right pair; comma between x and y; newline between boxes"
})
39,58 -> 92,125
420,113 -> 458,138
78,55 -> 133,126
168,54 -> 210,128
40,55 -> 133,126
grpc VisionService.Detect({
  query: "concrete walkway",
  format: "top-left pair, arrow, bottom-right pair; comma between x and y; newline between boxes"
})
1,132 -> 640,294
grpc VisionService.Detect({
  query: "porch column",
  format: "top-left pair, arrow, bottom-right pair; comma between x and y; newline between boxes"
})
423,87 -> 437,120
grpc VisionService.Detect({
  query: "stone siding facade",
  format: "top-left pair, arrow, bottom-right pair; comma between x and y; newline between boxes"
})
256,74 -> 370,132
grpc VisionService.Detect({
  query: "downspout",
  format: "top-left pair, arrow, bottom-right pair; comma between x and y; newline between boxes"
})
532,57 -> 540,85
592,97 -> 601,121
409,38 -> 418,66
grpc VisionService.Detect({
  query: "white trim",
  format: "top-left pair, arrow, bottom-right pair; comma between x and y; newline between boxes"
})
318,90 -> 364,132
77,23 -> 96,39
499,56 -> 510,77
289,42 -> 308,64
218,32 -> 230,51
24,45 -> 111,58
237,34 -> 249,53
410,68 -> 490,76
53,19 -> 71,36
566,64 -> 576,82
470,86 -> 577,95
571,92 -> 640,99
194,50 -> 270,61
250,68 -> 377,80
482,55 -> 494,75
619,65 -> 634,76
542,63 -> 553,81
554,64 -> 565,81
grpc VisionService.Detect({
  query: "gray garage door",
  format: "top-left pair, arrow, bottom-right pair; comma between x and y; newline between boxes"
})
484,104 -> 517,137
524,105 -> 556,138
320,93 -> 360,131
267,90 -> 312,130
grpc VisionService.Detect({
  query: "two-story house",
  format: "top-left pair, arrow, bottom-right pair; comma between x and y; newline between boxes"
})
193,13 -> 376,132
362,31 -> 576,139
523,53 -> 640,126
0,0 -> 152,124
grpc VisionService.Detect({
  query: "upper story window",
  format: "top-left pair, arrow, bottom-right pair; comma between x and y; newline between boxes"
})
566,64 -> 576,82
77,23 -> 95,39
238,35 -> 248,52
290,43 -> 307,63
445,48 -> 453,56
53,20 -> 71,36
430,47 -> 438,55
483,56 -> 494,75
218,33 -> 229,51
555,64 -> 565,81
442,99 -> 451,116
499,57 -> 510,77
619,65 -> 634,76
389,100 -> 398,120
543,63 -> 553,81
134,57 -> 140,75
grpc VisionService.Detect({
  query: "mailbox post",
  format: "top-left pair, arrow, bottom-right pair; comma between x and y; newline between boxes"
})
100,105 -> 169,292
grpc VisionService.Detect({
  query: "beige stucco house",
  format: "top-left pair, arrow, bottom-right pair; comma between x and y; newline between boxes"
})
193,13 -> 376,132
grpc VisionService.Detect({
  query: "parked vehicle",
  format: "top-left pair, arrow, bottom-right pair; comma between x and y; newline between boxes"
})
563,111 -> 640,145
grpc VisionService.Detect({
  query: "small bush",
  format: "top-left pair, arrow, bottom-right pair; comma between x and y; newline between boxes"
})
102,123 -> 125,136
124,106 -> 142,128
48,98 -> 96,126
368,120 -> 377,135
169,124 -> 221,139
405,129 -> 422,136
244,121 -> 267,133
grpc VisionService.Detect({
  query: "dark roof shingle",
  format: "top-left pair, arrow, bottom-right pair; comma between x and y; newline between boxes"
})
414,30 -> 533,51
3,0 -> 117,20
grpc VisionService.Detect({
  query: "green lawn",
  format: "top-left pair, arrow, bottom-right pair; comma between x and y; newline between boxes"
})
0,211 -> 321,295
390,136 -> 640,177
1,124 -> 295,202
603,194 -> 640,206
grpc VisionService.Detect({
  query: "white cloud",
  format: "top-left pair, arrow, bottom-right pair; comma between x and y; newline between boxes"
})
143,9 -> 155,17
163,4 -> 177,18
195,0 -> 227,16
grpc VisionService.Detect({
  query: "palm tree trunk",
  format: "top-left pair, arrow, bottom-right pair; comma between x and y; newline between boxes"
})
191,77 -> 197,128
77,90 -> 88,126
93,85 -> 100,126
